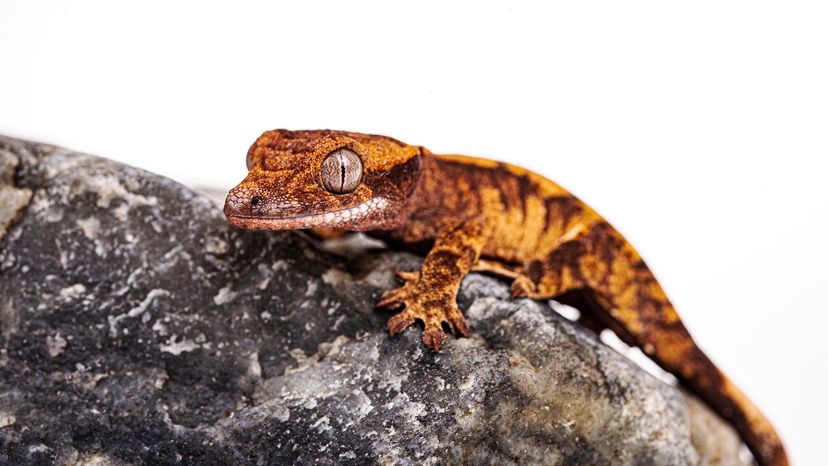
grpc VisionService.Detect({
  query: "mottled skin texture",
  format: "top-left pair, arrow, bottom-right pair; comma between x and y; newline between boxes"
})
224,129 -> 787,466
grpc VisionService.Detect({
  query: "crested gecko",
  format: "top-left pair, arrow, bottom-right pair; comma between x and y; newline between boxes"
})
224,129 -> 787,466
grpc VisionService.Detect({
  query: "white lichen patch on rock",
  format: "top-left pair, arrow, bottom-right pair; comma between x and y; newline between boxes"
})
205,236 -> 228,255
59,284 -> 87,301
108,289 -> 170,337
0,297 -> 20,339
159,335 -> 199,355
246,352 -> 262,379
255,260 -> 289,290
321,267 -> 352,286
75,173 -> 158,213
213,285 -> 238,305
127,289 -> 170,318
46,333 -> 68,357
0,411 -> 15,428
75,216 -> 101,240
304,280 -> 318,296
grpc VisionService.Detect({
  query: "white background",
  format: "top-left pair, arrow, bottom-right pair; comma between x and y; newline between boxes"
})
2,2 -> 826,464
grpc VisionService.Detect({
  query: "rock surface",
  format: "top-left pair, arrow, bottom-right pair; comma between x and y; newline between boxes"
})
0,136 -> 747,466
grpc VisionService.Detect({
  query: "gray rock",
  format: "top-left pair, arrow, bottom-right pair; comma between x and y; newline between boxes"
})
0,136 -> 747,466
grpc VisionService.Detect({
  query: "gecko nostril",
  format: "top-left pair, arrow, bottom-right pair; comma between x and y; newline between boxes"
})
250,196 -> 261,208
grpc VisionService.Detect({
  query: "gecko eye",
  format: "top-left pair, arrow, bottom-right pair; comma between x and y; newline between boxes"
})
320,148 -> 363,194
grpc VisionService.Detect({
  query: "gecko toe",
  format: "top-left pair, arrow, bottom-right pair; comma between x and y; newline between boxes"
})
422,326 -> 447,352
396,270 -> 420,282
447,314 -> 469,337
441,302 -> 469,337
511,275 -> 536,298
387,311 -> 416,336
377,288 -> 406,309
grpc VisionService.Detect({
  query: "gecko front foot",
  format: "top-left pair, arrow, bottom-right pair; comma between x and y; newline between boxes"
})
377,271 -> 469,351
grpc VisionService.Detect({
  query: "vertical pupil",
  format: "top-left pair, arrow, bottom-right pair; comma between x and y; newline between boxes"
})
340,156 -> 346,191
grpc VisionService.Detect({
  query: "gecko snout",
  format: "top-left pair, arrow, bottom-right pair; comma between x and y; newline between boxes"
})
223,186 -> 260,218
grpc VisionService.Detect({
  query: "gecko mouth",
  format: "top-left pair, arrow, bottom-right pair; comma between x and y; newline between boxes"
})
225,197 -> 390,230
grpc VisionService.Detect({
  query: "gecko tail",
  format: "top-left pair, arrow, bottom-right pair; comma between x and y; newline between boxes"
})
562,288 -> 788,466
598,228 -> 788,465
652,328 -> 787,466
558,285 -> 788,466
652,327 -> 788,466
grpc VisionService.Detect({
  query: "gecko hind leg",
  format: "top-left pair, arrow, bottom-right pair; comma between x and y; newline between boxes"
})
473,255 -> 607,334
510,236 -> 590,300
511,267 -> 607,334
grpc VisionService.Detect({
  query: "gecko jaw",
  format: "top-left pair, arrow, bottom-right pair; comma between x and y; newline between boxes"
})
226,197 -> 391,230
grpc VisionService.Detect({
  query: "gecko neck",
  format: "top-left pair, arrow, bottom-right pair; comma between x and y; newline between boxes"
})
406,154 -> 457,214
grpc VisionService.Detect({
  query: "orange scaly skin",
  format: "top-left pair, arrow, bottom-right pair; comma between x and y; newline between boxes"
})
225,129 -> 787,466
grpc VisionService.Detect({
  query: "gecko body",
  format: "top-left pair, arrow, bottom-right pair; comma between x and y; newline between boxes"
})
224,129 -> 786,466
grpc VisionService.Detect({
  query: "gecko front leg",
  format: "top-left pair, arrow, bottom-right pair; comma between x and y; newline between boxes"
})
377,218 -> 485,351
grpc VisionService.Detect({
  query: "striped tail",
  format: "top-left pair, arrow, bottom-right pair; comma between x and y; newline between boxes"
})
552,223 -> 788,466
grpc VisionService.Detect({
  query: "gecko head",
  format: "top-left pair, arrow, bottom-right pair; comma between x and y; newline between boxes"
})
224,129 -> 424,230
